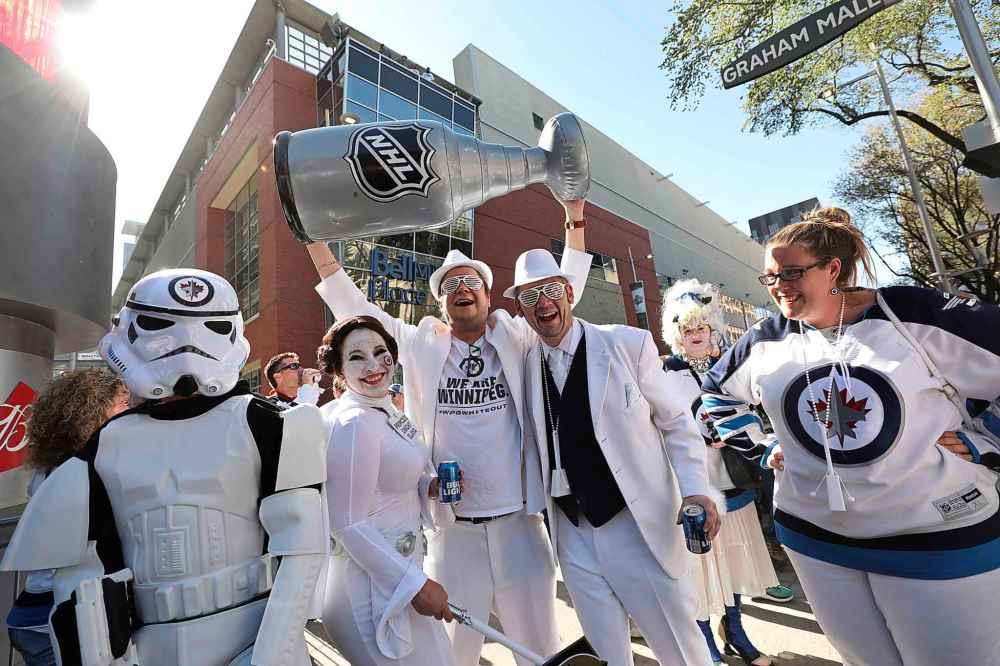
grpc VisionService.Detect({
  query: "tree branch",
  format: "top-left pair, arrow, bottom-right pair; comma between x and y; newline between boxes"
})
808,107 -> 967,153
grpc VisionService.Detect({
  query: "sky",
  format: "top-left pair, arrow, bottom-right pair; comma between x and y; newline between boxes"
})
71,0 -> 878,286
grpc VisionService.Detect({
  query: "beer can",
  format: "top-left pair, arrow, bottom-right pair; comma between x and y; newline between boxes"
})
681,505 -> 711,554
437,461 -> 461,504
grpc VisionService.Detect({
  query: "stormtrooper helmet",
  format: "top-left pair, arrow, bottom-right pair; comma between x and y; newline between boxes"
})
99,269 -> 251,399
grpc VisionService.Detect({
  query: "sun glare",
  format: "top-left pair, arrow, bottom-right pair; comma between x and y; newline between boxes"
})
56,5 -> 105,85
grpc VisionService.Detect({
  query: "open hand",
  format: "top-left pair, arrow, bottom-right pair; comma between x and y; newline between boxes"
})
768,447 -> 785,471
937,431 -> 972,462
411,579 -> 454,622
561,198 -> 585,222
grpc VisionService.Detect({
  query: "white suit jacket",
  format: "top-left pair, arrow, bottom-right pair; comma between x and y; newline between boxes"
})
314,248 -> 592,525
523,319 -> 710,577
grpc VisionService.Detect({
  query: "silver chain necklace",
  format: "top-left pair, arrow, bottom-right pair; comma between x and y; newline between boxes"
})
799,293 -> 854,511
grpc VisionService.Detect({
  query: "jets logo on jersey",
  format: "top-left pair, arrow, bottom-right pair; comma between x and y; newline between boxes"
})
782,364 -> 903,465
168,276 -> 214,307
344,124 -> 439,203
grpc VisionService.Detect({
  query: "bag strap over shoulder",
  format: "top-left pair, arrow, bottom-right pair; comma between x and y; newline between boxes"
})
875,291 -> 969,420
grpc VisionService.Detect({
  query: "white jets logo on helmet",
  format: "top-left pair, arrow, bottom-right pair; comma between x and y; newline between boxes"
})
169,276 -> 214,307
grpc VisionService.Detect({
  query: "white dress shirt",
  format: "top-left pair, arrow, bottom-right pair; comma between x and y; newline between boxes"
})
542,320 -> 583,393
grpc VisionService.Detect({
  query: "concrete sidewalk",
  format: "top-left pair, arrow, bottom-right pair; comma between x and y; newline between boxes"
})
306,565 -> 843,666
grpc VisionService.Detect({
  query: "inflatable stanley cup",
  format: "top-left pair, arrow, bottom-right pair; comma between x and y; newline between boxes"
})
273,112 -> 590,243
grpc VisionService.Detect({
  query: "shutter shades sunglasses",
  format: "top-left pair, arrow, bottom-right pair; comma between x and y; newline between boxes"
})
440,275 -> 484,295
517,281 -> 566,308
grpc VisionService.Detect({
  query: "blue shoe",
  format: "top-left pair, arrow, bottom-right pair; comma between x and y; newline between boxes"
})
696,619 -> 724,663
719,595 -> 771,665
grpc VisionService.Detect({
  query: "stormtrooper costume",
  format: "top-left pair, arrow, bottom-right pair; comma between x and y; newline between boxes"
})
1,269 -> 327,666
315,247 -> 592,666
702,286 -> 1000,666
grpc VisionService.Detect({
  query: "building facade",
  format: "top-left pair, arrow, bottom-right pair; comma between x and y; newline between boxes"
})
114,0 -> 776,389
748,197 -> 821,244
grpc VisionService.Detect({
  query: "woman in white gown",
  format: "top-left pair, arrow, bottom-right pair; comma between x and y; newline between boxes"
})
319,315 -> 458,666
661,280 -> 778,666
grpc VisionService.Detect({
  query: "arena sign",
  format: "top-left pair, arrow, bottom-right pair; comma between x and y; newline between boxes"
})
721,0 -> 903,89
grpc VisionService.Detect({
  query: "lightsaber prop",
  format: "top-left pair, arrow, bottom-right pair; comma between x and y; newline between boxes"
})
448,603 -> 606,666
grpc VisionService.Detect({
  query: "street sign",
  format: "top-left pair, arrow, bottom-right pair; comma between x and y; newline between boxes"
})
721,0 -> 903,89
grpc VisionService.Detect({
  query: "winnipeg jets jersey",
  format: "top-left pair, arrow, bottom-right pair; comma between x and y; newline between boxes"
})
702,287 -> 1000,580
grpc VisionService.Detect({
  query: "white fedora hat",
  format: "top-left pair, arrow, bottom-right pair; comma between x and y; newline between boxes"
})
502,249 -> 572,299
429,249 -> 494,299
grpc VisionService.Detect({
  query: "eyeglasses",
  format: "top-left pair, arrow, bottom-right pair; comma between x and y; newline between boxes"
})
277,362 -> 301,373
757,259 -> 829,286
441,274 -> 484,295
517,281 -> 566,308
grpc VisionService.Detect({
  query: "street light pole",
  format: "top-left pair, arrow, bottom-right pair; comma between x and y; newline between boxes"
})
948,0 -> 1000,144
872,56 -> 953,293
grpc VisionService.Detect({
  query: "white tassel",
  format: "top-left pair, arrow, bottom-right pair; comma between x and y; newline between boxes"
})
551,468 -> 572,498
811,472 -> 853,512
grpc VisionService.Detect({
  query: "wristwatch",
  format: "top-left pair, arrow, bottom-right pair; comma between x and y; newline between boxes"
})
564,218 -> 586,231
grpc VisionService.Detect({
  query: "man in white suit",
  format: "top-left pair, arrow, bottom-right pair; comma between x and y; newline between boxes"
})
510,249 -> 720,666
306,199 -> 590,666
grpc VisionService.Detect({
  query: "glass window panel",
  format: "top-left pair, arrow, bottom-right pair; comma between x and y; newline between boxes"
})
450,238 -> 472,257
372,233 -> 413,251
380,62 -> 418,103
347,48 -> 379,83
603,257 -> 619,284
417,107 -> 449,125
288,45 -> 304,61
450,216 -> 471,240
342,240 -> 370,269
379,90 -> 417,120
345,101 -> 377,124
419,85 -> 452,120
454,103 -> 475,131
346,74 -> 378,109
453,124 -> 474,137
378,113 -> 394,122
350,40 -> 379,60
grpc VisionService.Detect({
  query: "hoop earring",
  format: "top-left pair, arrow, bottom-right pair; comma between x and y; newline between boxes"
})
830,287 -> 840,295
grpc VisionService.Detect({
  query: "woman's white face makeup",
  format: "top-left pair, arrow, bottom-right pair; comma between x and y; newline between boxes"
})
341,328 -> 395,398
680,322 -> 713,359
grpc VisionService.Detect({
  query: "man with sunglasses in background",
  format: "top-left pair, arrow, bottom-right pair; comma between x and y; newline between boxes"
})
306,198 -> 591,666
264,352 -> 323,407
510,248 -> 720,666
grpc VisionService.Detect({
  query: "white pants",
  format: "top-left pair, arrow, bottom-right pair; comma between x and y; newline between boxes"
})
427,510 -> 559,666
786,549 -> 1000,666
556,509 -> 710,666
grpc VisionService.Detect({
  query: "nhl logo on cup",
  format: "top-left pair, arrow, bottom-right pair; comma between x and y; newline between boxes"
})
0,381 -> 37,473
169,275 -> 215,307
344,124 -> 439,203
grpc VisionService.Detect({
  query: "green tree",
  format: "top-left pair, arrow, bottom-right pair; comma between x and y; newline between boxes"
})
833,89 -> 999,302
661,0 -> 998,156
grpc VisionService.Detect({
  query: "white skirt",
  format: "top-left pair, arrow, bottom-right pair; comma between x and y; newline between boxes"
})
689,501 -> 780,618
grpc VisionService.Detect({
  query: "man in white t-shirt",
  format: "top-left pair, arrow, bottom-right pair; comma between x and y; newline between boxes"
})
307,198 -> 591,666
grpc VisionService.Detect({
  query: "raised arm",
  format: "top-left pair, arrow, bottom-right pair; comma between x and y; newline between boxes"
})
559,198 -> 591,309
308,242 -> 417,349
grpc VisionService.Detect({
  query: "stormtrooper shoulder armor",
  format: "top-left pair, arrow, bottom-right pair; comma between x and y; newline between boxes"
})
1,458 -> 90,571
247,398 -> 326,496
276,403 -> 327,491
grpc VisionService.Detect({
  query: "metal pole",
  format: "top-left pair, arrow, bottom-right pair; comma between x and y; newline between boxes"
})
627,246 -> 638,283
872,57 -> 953,293
948,0 -> 1000,141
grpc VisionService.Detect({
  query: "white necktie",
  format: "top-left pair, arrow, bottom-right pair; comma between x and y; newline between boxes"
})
548,348 -> 569,392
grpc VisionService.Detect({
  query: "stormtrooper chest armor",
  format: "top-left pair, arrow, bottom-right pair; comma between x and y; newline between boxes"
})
95,395 -> 271,623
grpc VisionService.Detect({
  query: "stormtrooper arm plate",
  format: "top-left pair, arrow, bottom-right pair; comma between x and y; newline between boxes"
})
251,403 -> 327,666
1,458 -> 137,666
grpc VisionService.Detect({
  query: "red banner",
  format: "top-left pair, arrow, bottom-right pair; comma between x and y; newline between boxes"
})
0,0 -> 63,80
0,381 -> 37,472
